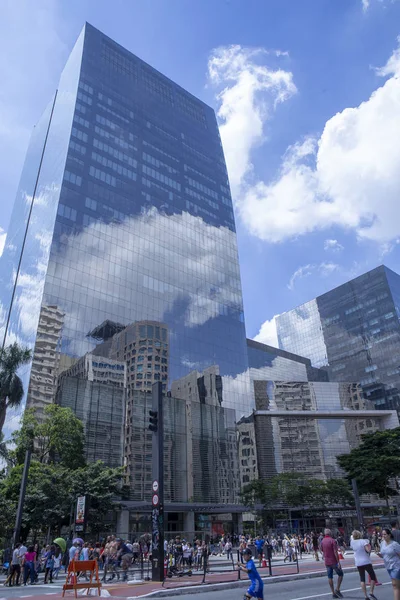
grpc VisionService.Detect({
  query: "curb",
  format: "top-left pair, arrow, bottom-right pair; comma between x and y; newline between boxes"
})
132,564 -> 386,598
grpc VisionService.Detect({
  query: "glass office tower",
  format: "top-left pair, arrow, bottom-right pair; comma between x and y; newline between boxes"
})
0,23 -> 251,480
276,266 -> 400,411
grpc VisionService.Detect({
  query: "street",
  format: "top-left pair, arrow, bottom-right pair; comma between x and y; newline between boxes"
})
173,571 -> 393,600
0,570 -> 393,600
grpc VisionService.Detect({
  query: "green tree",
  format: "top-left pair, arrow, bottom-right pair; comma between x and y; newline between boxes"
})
337,428 -> 400,507
12,405 -> 85,469
0,343 -> 31,434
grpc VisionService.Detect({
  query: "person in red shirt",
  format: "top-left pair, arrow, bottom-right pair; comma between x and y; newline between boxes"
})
320,529 -> 344,599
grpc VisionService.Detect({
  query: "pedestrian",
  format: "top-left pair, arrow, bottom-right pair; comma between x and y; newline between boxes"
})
254,536 -> 264,567
311,532 -> 320,561
8,543 -> 21,587
350,530 -> 378,600
391,524 -> 400,545
44,545 -> 55,584
23,545 -> 37,586
320,528 -> 343,599
378,528 -> 400,600
237,548 -> 263,600
225,539 -> 233,561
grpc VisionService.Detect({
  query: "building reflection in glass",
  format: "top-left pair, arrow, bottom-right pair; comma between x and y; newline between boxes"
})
276,266 -> 400,412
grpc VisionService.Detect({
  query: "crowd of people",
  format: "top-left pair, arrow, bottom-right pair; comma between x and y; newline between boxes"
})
2,524 -> 400,600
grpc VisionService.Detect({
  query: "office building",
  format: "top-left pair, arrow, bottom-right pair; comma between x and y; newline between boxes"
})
276,266 -> 400,411
0,23 -> 252,500
247,338 -> 399,481
27,304 -> 65,421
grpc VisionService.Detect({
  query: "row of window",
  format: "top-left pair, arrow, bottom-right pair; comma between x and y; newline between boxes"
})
142,165 -> 180,191
185,186 -> 219,210
89,166 -> 116,187
185,176 -> 218,200
77,91 -> 93,106
101,41 -> 137,77
98,102 -> 131,124
94,138 -> 137,167
70,140 -> 86,155
71,127 -> 88,143
184,163 -> 216,185
57,203 -> 77,221
146,119 -> 177,142
92,152 -> 137,180
74,115 -> 89,128
98,92 -> 134,120
186,200 -> 217,221
143,139 -> 179,163
94,125 -> 137,151
142,152 -> 179,175
76,102 -> 88,115
64,170 -> 82,186
79,81 -> 94,95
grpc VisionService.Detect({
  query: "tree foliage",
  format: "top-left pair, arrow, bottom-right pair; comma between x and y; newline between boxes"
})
11,405 -> 85,468
0,342 -> 31,434
240,473 -> 353,510
337,427 -> 400,505
0,404 -> 126,540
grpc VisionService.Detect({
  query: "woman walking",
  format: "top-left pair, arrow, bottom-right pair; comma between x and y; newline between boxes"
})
23,546 -> 37,586
378,528 -> 400,600
350,530 -> 378,600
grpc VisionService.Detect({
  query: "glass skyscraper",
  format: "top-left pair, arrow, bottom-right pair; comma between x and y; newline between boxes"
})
0,22 -> 251,482
276,265 -> 400,411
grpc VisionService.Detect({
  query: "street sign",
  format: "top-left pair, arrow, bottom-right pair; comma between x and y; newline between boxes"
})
152,480 -> 159,492
152,494 -> 159,506
75,525 -> 84,531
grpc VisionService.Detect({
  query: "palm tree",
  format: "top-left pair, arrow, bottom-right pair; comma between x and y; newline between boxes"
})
0,342 -> 32,434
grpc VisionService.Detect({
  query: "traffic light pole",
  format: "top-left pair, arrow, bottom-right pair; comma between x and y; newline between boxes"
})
150,382 -> 164,581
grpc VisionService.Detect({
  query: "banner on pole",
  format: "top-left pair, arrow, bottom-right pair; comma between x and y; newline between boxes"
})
76,496 -> 86,524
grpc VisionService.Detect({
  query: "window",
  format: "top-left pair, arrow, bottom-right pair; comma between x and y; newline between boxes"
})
77,91 -> 92,105
85,197 -> 97,211
143,152 -> 179,175
64,171 -> 82,186
71,127 -> 88,143
142,165 -> 180,190
184,164 -> 216,184
94,125 -> 137,151
73,115 -> 89,128
92,152 -> 137,180
57,203 -> 77,221
185,176 -> 218,200
365,364 -> 378,372
79,81 -> 93,95
94,139 -> 137,167
70,140 -> 86,155
139,325 -> 146,337
143,140 -> 179,163
89,166 -> 116,187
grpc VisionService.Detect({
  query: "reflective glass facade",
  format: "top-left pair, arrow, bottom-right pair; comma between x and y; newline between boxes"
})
254,381 -> 393,481
276,266 -> 400,411
0,24 -> 252,501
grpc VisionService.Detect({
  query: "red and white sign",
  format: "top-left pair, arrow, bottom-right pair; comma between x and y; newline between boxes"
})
152,481 -> 159,492
152,494 -> 159,506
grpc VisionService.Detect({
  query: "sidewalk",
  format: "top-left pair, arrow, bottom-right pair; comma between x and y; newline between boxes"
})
2,554 -> 385,600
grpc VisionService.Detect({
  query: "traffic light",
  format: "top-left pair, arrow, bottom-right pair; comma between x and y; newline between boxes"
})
149,410 -> 158,432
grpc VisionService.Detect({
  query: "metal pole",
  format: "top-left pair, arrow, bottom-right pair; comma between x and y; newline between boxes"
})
151,382 -> 164,582
12,447 -> 31,546
352,479 -> 364,531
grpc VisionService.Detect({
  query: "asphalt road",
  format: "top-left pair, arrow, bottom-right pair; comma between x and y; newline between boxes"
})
171,571 -> 393,600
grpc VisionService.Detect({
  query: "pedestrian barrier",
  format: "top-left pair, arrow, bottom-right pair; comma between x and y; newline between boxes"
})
62,559 -> 102,598
162,551 -> 238,587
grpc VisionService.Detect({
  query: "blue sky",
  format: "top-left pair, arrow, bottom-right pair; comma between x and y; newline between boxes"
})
1,0 -> 400,346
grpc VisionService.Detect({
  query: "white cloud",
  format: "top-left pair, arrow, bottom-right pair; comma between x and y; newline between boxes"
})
0,229 -> 6,257
253,315 -> 279,347
362,0 -> 370,11
208,45 -> 297,197
211,37 -> 400,247
324,239 -> 344,252
287,262 -> 339,291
